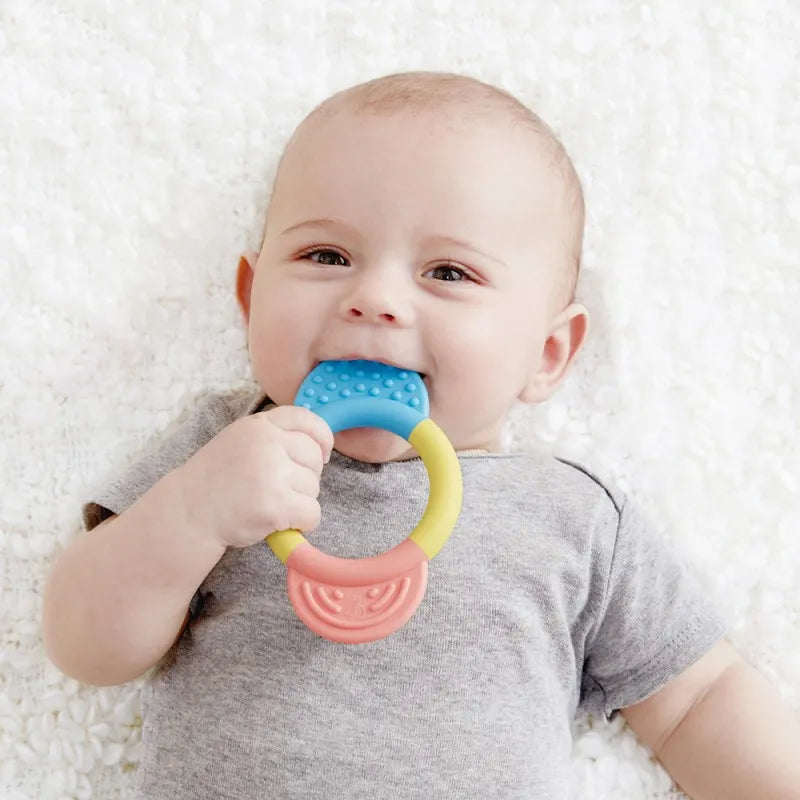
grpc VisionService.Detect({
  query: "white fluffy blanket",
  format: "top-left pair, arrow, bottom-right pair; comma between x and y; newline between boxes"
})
2,1 -> 798,797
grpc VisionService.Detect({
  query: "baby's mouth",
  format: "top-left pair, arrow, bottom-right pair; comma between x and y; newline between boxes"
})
327,356 -> 425,377
316,357 -> 429,392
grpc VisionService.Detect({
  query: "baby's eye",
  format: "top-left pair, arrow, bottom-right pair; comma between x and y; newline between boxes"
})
300,249 -> 350,267
424,264 -> 473,282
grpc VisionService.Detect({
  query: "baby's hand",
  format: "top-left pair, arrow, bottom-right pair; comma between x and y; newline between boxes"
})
174,405 -> 334,549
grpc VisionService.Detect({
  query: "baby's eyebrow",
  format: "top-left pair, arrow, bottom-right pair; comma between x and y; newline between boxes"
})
425,234 -> 506,269
281,218 -> 355,237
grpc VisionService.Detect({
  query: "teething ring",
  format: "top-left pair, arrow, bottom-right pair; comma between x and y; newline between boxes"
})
264,360 -> 462,644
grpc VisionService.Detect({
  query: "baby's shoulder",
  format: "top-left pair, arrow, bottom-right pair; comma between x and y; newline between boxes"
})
475,451 -> 628,543
195,384 -> 268,423
489,450 -> 624,510
549,454 -> 626,513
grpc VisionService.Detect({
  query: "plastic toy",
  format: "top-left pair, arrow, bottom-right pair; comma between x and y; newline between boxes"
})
264,360 -> 462,644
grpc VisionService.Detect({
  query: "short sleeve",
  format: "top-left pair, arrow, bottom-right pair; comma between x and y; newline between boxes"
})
81,388 -> 267,532
81,388 -> 268,621
580,496 -> 729,719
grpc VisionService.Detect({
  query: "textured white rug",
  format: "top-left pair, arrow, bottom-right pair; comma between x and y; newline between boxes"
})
2,1 -> 799,798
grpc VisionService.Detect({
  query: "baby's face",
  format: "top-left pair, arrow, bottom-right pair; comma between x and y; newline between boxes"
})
241,107 -> 586,462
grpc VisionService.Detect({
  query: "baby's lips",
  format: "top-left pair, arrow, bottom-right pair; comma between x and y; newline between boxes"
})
331,355 -> 425,377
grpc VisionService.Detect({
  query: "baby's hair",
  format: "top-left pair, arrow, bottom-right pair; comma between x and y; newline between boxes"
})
267,71 -> 585,311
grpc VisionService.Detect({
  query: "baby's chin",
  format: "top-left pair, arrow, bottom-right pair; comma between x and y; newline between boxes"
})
332,428 -> 418,463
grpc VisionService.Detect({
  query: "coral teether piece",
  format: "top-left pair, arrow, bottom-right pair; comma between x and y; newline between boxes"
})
264,360 -> 462,644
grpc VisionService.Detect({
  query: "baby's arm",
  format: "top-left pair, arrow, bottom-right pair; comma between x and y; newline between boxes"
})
42,404 -> 332,687
42,468 -> 227,686
622,639 -> 800,798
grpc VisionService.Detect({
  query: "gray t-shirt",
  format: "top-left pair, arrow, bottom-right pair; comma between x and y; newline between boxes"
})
82,387 -> 727,800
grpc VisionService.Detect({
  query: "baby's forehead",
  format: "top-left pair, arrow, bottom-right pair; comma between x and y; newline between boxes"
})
279,73 -> 581,223
279,107 -> 566,238
285,102 -> 565,202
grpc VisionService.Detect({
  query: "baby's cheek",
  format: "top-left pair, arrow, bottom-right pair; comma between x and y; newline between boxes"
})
434,369 -> 481,422
446,351 -> 519,428
248,317 -> 303,406
252,284 -> 296,329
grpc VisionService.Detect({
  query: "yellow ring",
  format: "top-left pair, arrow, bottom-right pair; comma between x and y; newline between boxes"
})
265,417 -> 462,563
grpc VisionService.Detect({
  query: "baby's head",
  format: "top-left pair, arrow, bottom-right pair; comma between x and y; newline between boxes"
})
237,71 -> 589,462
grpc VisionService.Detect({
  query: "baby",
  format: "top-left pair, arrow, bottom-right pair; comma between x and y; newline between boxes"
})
43,71 -> 800,798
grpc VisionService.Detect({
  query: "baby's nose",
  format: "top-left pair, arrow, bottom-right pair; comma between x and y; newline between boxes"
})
347,306 -> 396,323
341,273 -> 413,325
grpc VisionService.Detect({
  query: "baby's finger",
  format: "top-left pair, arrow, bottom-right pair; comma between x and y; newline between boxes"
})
262,405 -> 334,463
289,464 -> 322,499
281,430 -> 327,474
285,492 -> 322,534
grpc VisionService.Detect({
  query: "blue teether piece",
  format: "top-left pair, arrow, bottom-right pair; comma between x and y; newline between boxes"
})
295,360 -> 429,436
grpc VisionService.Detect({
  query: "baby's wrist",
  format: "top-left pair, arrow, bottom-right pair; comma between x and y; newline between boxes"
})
166,463 -> 228,556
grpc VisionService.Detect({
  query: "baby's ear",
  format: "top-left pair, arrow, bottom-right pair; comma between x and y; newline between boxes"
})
518,303 -> 590,404
236,252 -> 259,322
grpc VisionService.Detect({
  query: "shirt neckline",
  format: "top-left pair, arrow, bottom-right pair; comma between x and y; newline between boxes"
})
245,391 -> 530,463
